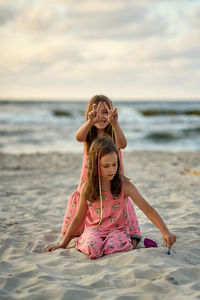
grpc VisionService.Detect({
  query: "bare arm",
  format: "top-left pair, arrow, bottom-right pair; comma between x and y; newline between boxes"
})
76,120 -> 93,142
76,103 -> 102,142
104,100 -> 127,149
45,189 -> 88,252
124,180 -> 176,249
112,120 -> 127,149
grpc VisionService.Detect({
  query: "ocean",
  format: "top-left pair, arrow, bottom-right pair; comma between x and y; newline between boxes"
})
0,100 -> 200,153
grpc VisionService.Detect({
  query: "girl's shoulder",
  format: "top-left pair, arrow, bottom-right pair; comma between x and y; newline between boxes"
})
123,177 -> 136,197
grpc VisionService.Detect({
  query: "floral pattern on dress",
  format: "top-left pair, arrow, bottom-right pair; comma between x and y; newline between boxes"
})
76,185 -> 139,259
61,151 -> 141,239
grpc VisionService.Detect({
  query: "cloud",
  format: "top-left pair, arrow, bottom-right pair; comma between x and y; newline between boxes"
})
0,0 -> 200,99
14,3 -> 62,32
65,8 -> 168,40
187,5 -> 200,28
2,0 -> 169,39
0,3 -> 18,25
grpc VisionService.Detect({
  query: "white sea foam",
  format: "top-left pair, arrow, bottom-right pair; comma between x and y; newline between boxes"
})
0,100 -> 200,153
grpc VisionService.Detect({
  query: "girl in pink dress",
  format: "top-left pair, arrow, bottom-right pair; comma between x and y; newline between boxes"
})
61,95 -> 140,246
45,136 -> 176,259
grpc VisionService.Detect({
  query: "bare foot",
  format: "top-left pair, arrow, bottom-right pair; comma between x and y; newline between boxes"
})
131,239 -> 138,249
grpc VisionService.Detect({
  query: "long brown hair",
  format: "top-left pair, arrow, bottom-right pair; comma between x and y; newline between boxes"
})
84,136 -> 122,202
85,95 -> 115,154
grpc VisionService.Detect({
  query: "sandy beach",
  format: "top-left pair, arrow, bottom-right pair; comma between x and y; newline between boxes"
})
0,150 -> 200,300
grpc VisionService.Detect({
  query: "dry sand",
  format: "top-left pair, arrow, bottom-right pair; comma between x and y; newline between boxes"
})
0,151 -> 200,300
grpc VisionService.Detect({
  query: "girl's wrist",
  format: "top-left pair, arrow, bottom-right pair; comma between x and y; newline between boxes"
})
60,242 -> 67,248
87,119 -> 94,126
161,227 -> 170,235
110,119 -> 119,128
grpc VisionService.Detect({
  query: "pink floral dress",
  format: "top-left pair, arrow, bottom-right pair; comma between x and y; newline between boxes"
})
76,183 -> 133,259
61,150 -> 140,237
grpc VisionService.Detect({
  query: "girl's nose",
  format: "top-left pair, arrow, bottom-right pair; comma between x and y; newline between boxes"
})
97,111 -> 104,120
110,166 -> 116,172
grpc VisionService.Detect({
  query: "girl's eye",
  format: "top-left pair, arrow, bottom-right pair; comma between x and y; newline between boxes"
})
113,163 -> 117,167
103,165 -> 109,168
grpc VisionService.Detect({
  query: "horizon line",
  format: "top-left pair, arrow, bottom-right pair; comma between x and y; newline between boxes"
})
0,97 -> 200,102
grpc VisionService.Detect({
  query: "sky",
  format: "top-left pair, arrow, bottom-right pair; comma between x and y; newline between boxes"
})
0,0 -> 200,101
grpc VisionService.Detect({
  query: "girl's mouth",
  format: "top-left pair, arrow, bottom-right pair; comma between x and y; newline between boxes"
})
97,120 -> 106,125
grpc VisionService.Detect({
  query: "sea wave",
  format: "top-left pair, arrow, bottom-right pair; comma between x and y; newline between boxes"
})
0,100 -> 200,153
139,109 -> 200,117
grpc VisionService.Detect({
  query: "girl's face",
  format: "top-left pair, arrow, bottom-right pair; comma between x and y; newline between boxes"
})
100,152 -> 118,181
93,102 -> 109,129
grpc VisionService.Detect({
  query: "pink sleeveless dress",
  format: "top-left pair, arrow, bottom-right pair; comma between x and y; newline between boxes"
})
61,150 -> 141,237
76,183 -> 133,259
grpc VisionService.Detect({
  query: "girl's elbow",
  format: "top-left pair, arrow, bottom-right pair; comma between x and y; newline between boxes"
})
120,141 -> 127,149
75,133 -> 84,142
76,136 -> 82,142
122,142 -> 127,149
